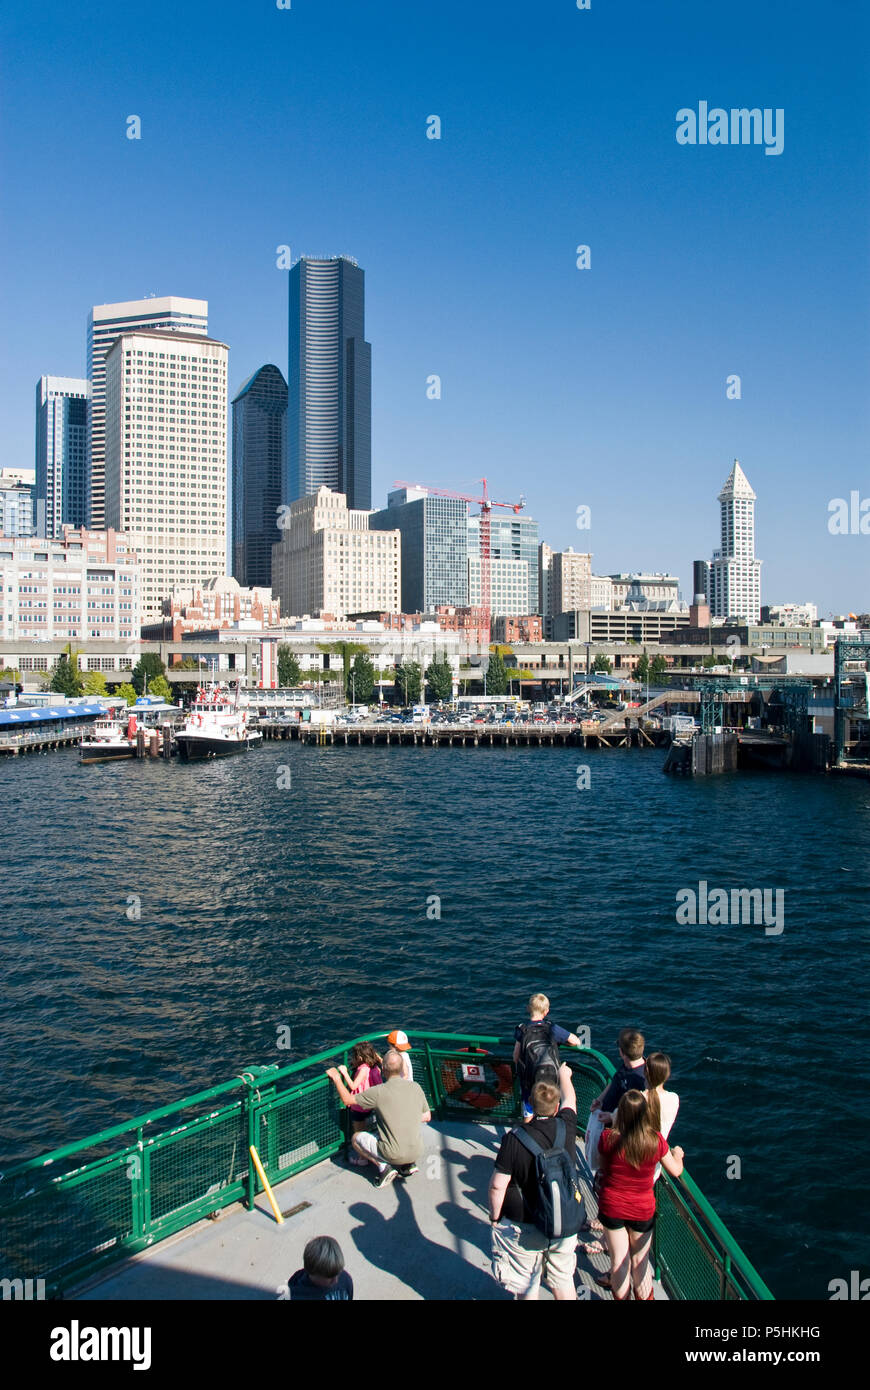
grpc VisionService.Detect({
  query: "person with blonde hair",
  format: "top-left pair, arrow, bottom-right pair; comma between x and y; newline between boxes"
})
513,993 -> 583,1122
595,1090 -> 684,1300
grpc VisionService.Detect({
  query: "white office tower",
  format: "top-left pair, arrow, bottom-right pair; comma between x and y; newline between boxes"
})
708,460 -> 762,623
87,297 -> 208,527
103,328 -> 228,622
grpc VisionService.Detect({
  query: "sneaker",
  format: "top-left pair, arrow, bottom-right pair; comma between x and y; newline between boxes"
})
376,1166 -> 398,1188
397,1163 -> 419,1177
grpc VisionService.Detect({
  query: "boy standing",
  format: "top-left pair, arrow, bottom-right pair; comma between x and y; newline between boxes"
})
514,993 -> 583,1121
589,1026 -> 648,1121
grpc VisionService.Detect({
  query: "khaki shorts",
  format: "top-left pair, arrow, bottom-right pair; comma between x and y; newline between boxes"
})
491,1220 -> 577,1297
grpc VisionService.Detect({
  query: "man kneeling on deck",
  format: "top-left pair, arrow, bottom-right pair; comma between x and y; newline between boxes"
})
326,1049 -> 431,1188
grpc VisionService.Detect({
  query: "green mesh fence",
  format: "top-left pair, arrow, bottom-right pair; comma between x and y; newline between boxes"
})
0,1032 -> 772,1300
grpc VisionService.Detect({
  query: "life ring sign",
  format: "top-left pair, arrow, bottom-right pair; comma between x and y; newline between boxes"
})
442,1048 -> 514,1112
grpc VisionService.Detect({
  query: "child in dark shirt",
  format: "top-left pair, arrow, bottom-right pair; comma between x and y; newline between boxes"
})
287,1236 -> 353,1301
591,1026 -> 647,1121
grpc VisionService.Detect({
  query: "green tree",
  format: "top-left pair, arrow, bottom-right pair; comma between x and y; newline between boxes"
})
485,648 -> 508,696
634,654 -> 650,683
50,653 -> 83,697
148,675 -> 173,703
650,655 -> 669,680
349,652 -> 375,703
318,641 -> 367,693
82,670 -> 108,696
394,660 -> 422,704
277,645 -> 302,687
701,654 -> 720,669
425,652 -> 454,703
116,682 -> 138,706
591,654 -> 613,675
132,652 -> 165,695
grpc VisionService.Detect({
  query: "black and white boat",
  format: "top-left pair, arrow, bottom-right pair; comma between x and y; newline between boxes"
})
80,711 -> 138,763
80,697 -> 182,764
175,685 -> 262,760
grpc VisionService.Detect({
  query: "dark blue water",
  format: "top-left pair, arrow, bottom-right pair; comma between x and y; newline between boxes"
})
1,741 -> 868,1298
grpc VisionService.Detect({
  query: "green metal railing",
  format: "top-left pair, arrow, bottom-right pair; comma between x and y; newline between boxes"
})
0,1031 -> 772,1300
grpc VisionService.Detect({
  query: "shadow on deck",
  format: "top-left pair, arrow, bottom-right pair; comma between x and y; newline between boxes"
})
75,1122 -> 656,1301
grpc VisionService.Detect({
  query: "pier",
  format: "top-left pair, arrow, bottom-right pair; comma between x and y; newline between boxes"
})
0,724 -> 86,755
260,719 -> 669,749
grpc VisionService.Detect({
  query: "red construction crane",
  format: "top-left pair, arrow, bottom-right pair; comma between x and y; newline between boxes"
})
392,479 -> 525,638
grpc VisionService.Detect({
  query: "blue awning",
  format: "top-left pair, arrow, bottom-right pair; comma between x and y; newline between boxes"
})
0,703 -> 106,727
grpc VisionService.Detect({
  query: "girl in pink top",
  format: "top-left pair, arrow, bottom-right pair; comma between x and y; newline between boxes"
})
338,1043 -> 383,1164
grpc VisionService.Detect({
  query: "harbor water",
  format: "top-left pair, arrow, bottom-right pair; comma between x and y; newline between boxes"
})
1,741 -> 868,1299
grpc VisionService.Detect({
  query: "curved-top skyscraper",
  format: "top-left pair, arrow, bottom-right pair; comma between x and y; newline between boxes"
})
231,364 -> 287,590
286,256 -> 371,511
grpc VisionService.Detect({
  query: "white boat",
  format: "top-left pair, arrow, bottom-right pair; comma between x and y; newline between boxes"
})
174,684 -> 262,760
80,698 -> 182,763
80,711 -> 138,763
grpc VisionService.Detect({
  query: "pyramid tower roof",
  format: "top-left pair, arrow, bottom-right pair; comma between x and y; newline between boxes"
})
718,459 -> 756,502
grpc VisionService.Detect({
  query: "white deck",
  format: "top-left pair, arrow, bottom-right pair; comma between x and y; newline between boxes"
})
77,1122 -> 660,1301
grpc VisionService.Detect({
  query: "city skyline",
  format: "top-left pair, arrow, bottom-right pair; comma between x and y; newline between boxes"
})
1,1 -> 867,613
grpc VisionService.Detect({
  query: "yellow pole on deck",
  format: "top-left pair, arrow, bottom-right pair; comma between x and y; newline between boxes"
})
249,1144 -> 284,1224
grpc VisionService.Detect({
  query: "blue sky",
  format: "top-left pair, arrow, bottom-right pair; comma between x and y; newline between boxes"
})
1,0 -> 867,612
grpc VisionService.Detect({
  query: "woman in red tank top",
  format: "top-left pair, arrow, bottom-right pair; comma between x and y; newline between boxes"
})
596,1090 -> 685,1300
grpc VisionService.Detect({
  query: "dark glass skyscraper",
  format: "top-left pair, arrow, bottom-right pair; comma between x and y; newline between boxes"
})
231,364 -> 287,589
287,256 -> 371,510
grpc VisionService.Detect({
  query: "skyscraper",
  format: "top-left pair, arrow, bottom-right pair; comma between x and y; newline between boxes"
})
231,365 -> 287,590
87,296 -> 208,527
103,327 -> 228,621
369,487 -> 467,612
35,377 -> 90,537
468,512 -> 539,613
287,257 -> 371,510
708,460 -> 762,623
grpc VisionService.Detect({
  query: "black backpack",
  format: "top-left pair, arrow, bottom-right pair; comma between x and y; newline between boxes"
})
517,1020 -> 561,1095
513,1118 -> 584,1239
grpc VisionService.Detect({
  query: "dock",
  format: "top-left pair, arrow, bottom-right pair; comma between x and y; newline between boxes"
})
0,725 -> 87,755
260,719 -> 669,750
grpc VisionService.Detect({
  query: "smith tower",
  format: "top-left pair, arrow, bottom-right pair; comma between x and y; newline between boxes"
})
287,256 -> 371,511
708,459 -> 762,623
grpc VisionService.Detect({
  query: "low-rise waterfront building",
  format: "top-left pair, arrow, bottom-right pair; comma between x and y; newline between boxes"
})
141,576 -> 280,641
553,606 -> 691,643
0,528 -> 140,645
761,603 -> 819,627
491,614 -> 543,644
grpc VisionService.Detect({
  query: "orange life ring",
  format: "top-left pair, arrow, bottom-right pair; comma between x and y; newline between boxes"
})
442,1047 -> 514,1111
